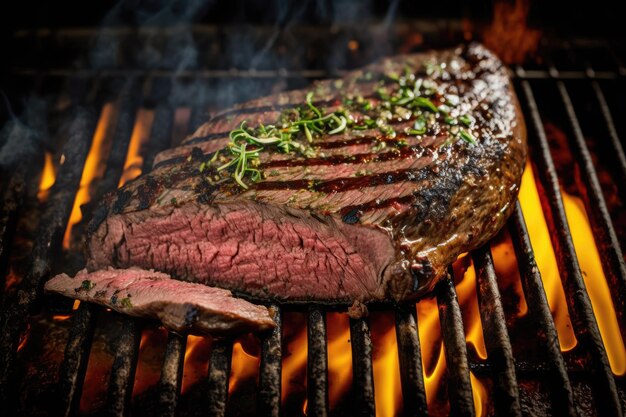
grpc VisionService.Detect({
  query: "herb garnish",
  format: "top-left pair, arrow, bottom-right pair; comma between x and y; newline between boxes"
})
211,63 -> 480,189
210,93 -> 348,189
79,280 -> 95,291
120,297 -> 133,309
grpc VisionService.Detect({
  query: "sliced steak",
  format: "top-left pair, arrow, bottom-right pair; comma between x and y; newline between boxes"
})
87,43 -> 527,303
45,268 -> 275,335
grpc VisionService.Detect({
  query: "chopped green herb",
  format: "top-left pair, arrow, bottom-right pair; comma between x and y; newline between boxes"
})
444,116 -> 457,125
413,118 -> 427,134
120,297 -> 133,309
459,114 -> 473,127
80,280 -> 95,291
459,129 -> 477,144
413,97 -> 439,113
170,197 -> 178,205
372,141 -> 387,152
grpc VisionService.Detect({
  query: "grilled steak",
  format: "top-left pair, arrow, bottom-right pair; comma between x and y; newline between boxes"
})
45,268 -> 275,335
87,43 -> 526,303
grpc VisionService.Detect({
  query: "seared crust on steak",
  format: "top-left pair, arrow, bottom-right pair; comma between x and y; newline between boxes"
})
87,43 -> 526,302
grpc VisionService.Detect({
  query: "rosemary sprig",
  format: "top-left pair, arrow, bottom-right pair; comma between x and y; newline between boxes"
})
214,93 -> 348,188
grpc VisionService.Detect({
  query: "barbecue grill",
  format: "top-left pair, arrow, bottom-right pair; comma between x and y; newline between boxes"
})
1,1 -> 625,416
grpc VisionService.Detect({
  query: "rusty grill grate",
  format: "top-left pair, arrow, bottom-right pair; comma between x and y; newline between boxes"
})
0,28 -> 625,417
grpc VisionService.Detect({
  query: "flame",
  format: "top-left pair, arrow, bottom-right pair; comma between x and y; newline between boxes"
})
133,327 -> 168,398
518,161 -> 577,350
470,372 -> 488,417
370,312 -> 402,417
326,312 -> 352,409
229,336 -> 260,395
281,313 -> 308,409
37,152 -> 57,201
182,335 -> 211,393
491,232 -> 528,318
63,103 -> 116,248
417,297 -> 448,415
453,256 -> 488,361
482,0 -> 541,65
562,194 -> 626,375
118,109 -> 155,187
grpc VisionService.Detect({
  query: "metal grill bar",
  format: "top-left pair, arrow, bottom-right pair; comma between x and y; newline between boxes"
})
436,276 -> 475,417
508,202 -> 577,416
0,105 -> 96,415
56,77 -> 147,414
589,80 -> 626,187
10,67 -> 624,81
518,77 -> 623,417
258,305 -> 282,417
106,319 -> 142,417
395,304 -> 428,416
554,77 -> 626,332
307,307 -> 329,417
56,304 -> 98,417
207,340 -> 233,417
0,168 -> 26,297
156,333 -> 187,417
472,246 -> 521,416
349,317 -> 376,417
92,79 -> 140,200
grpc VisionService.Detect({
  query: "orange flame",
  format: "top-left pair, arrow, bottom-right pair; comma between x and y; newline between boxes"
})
229,336 -> 260,395
370,312 -> 402,417
326,312 -> 352,409
37,152 -> 57,202
562,193 -> 626,375
63,103 -> 116,248
281,313 -> 308,410
118,109 -> 155,187
182,335 -> 211,394
133,327 -> 168,398
518,161 -> 577,350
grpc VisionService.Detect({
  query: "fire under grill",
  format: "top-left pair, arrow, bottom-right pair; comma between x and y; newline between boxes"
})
1,25 -> 626,417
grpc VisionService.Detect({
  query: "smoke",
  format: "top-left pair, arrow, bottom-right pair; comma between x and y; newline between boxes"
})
1,0 -> 407,169
85,0 -> 406,110
0,96 -> 47,170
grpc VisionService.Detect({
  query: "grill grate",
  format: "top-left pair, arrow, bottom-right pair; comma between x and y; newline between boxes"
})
0,34 -> 625,417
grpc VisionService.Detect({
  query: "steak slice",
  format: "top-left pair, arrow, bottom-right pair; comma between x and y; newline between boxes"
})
87,43 -> 527,303
45,268 -> 276,335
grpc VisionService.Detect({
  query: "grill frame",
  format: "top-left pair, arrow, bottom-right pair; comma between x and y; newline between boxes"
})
0,32 -> 625,417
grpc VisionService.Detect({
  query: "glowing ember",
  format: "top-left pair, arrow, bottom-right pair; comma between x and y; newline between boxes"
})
118,109 -> 155,187
63,103 -> 116,248
37,152 -> 57,202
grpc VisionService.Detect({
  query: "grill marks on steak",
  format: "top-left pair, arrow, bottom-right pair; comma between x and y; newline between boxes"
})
45,268 -> 275,335
88,43 -> 527,302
